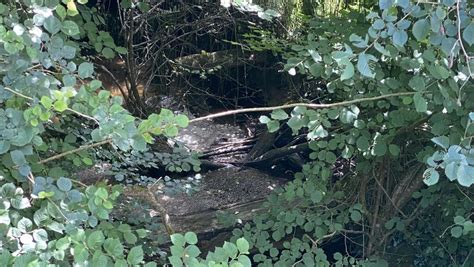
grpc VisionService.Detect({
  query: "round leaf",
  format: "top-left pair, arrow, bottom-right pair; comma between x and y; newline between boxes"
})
61,21 -> 80,36
127,246 -> 144,265
57,177 -> 72,192
184,232 -> 198,245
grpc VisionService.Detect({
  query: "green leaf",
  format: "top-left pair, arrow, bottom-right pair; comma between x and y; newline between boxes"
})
309,63 -> 323,77
184,232 -> 198,245
41,96 -> 53,109
171,234 -> 185,246
325,151 -> 337,163
271,109 -> 288,120
0,212 -> 11,225
66,1 -> 79,16
462,23 -> 474,46
168,256 -> 183,267
456,164 -> 474,187
408,76 -> 425,91
54,100 -> 68,112
57,177 -> 72,192
392,29 -> 408,47
10,150 -> 27,166
95,187 -> 109,199
185,245 -> 201,258
311,125 -> 328,138
62,21 -> 80,36
413,93 -> 427,112
17,218 -> 33,233
431,136 -> 449,149
379,0 -> 393,9
89,80 -> 102,90
175,114 -> 189,128
373,142 -> 387,156
373,19 -> 385,30
356,136 -> 370,150
388,144 -> 400,156
127,246 -> 143,265
4,43 -> 18,54
55,237 -> 70,250
115,47 -> 128,54
412,19 -> 430,41
287,117 -> 305,132
310,191 -> 323,203
74,244 -> 89,262
82,157 -> 93,165
0,141 -> 10,154
87,231 -> 105,249
450,226 -> 463,238
340,62 -> 354,80
164,126 -> 179,137
423,168 -> 439,186
374,41 -> 390,56
102,47 -> 115,59
350,210 -> 362,222
56,5 -> 67,20
223,242 -> 238,258
445,161 -> 458,181
267,120 -> 280,133
357,53 -> 375,78
236,238 -> 249,254
238,255 -> 251,267
259,115 -> 271,124
78,62 -> 94,79
114,259 -> 128,267
454,216 -> 465,225
44,16 -> 62,34
104,238 -> 124,258
33,229 -> 48,242
136,229 -> 147,238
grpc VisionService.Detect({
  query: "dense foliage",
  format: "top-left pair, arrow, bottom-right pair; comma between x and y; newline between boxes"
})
0,0 -> 472,266
237,0 -> 474,265
0,0 -> 188,265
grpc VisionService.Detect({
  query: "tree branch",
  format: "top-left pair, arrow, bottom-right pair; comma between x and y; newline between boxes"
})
190,92 -> 416,123
38,139 -> 112,165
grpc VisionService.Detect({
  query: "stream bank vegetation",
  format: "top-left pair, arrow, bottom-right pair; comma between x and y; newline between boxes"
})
0,0 -> 473,266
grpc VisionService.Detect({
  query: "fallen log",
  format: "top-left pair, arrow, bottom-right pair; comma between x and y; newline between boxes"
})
242,142 -> 309,167
201,144 -> 253,158
244,131 -> 277,161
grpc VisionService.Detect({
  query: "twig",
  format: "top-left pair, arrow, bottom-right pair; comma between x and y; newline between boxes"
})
189,92 -> 416,123
146,185 -> 174,235
373,174 -> 408,218
456,184 -> 473,203
38,139 -> 112,165
201,145 -> 253,158
98,64 -> 130,103
462,248 -> 473,267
